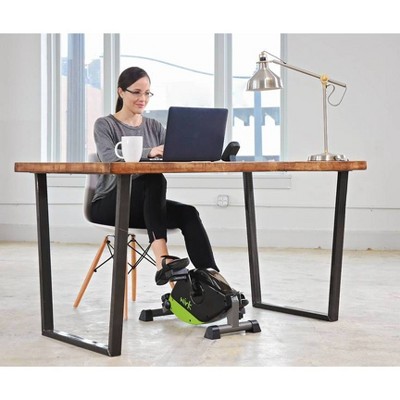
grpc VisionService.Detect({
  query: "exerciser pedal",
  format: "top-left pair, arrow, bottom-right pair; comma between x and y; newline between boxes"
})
139,267 -> 261,339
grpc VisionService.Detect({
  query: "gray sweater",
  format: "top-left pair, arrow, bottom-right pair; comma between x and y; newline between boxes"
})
93,114 -> 166,202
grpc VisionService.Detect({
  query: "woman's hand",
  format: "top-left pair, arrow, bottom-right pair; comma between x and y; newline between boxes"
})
148,145 -> 164,158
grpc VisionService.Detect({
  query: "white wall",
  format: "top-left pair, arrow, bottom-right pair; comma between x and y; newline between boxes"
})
1,33 -> 399,250
283,34 -> 400,249
0,34 -> 41,240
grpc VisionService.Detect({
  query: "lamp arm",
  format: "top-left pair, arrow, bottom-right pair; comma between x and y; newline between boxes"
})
271,59 -> 346,88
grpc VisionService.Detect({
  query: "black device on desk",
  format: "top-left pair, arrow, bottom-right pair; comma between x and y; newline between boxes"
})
221,141 -> 240,161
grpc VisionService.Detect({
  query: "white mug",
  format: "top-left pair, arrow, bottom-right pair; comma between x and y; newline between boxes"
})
115,136 -> 143,162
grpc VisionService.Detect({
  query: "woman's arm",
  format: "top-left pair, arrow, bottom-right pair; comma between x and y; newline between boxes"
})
94,117 -> 121,162
142,118 -> 166,159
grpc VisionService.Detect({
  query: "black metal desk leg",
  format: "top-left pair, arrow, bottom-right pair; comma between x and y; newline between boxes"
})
242,172 -> 262,305
34,173 -> 110,355
328,171 -> 349,321
242,171 -> 350,322
35,173 -> 54,332
108,174 -> 132,356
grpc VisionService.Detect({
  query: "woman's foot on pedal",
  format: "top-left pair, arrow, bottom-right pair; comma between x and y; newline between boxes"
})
155,255 -> 190,285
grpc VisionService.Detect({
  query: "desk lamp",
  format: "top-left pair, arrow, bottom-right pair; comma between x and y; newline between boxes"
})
247,51 -> 348,161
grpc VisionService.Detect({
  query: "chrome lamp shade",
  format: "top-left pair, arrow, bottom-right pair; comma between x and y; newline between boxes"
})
246,59 -> 282,91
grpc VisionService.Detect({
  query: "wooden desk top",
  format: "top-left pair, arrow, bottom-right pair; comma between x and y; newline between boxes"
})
14,161 -> 367,174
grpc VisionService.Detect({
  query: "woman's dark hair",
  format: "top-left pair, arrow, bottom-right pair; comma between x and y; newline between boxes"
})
115,67 -> 151,112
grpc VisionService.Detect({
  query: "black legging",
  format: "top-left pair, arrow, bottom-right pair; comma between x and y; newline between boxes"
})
91,174 -> 218,271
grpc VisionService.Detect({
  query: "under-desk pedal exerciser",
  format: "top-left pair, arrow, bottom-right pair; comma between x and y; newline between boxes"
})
139,267 -> 261,340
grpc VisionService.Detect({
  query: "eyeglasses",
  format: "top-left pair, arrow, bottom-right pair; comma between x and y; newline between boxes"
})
125,89 -> 154,99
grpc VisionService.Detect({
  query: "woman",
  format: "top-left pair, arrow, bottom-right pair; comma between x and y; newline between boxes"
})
91,66 -> 219,285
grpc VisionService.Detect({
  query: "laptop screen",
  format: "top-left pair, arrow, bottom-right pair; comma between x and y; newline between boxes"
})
160,106 -> 228,162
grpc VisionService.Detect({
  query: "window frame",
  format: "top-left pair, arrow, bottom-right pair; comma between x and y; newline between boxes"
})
41,33 -> 61,161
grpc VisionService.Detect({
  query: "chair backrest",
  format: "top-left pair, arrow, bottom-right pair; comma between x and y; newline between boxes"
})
83,153 -> 100,223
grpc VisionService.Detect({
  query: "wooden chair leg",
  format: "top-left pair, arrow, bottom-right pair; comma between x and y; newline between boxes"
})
130,236 -> 137,301
124,266 -> 128,320
73,236 -> 108,308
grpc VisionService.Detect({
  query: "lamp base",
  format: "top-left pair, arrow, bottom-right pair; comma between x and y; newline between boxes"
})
308,152 -> 348,161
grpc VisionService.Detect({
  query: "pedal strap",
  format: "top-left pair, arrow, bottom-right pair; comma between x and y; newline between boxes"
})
155,256 -> 190,285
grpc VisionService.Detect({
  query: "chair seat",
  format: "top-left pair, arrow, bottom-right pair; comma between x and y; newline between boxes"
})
91,222 -> 147,237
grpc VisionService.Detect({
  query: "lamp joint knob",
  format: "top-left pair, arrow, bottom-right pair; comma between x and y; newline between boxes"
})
320,74 -> 329,85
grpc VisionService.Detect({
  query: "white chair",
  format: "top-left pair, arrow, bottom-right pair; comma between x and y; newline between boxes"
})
73,153 -> 156,320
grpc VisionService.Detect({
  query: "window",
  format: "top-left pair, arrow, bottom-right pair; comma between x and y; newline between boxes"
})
120,33 -> 214,128
42,33 -> 282,162
42,33 -> 104,161
232,34 -> 281,159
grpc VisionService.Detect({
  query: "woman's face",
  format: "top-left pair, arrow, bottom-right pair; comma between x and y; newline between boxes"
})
120,76 -> 151,114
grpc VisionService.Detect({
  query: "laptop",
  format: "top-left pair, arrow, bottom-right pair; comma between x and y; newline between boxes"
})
143,106 -> 228,162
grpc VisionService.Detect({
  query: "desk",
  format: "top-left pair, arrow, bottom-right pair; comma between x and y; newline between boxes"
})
15,160 -> 367,356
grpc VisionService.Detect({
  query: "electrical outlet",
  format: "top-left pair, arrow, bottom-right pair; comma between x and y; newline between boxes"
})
217,194 -> 229,207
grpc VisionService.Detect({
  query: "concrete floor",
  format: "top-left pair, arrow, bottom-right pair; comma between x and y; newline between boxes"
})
1,241 -> 399,395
